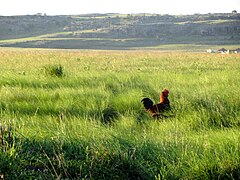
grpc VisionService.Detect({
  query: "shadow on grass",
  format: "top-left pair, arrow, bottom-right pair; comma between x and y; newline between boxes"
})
1,133 -> 240,179
101,107 -> 119,125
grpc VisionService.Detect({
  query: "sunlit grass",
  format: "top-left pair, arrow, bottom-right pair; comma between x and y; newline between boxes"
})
0,48 -> 239,179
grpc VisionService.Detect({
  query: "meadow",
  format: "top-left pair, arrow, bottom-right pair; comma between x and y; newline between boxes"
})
0,48 -> 239,179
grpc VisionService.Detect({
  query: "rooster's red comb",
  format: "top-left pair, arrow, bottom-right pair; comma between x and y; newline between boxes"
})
162,88 -> 169,93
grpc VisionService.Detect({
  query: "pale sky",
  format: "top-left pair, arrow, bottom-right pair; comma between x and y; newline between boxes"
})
1,0 -> 240,16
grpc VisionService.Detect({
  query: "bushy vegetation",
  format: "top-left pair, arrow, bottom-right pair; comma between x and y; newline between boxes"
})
44,64 -> 65,77
0,13 -> 240,50
0,48 -> 239,179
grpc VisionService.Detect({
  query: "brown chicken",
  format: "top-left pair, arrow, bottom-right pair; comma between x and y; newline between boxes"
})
141,89 -> 170,119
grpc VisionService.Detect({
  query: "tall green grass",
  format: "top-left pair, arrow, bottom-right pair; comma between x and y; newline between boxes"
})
0,48 -> 239,179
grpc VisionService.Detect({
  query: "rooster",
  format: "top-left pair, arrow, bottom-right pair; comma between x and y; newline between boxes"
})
141,89 -> 170,119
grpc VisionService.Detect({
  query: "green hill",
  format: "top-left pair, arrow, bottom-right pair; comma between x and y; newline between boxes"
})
0,13 -> 240,50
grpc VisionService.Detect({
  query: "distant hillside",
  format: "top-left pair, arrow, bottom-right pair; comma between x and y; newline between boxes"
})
0,13 -> 240,50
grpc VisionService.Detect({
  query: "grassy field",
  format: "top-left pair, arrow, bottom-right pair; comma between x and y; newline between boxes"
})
0,48 -> 240,179
1,33 -> 240,51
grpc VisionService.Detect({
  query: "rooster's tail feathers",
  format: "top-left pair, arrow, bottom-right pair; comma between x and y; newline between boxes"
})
141,98 -> 154,110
